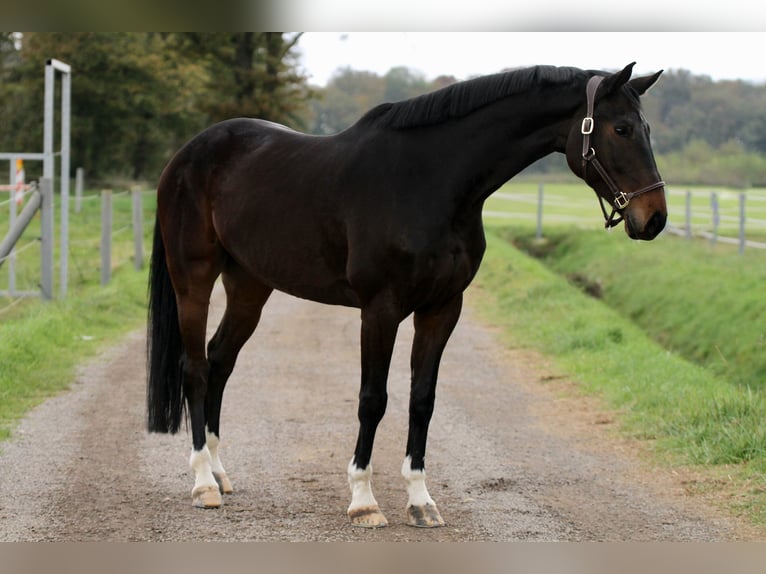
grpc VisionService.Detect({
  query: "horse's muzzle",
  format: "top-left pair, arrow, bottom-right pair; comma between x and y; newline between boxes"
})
625,209 -> 666,240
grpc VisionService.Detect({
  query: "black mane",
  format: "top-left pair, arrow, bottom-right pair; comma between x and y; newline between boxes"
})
359,65 -> 586,130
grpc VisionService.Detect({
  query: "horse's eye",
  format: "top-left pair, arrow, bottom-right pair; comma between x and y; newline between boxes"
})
614,125 -> 631,137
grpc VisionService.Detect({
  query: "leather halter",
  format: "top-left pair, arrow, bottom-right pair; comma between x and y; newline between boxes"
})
581,75 -> 665,228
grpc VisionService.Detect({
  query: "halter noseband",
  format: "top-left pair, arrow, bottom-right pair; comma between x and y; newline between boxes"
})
581,75 -> 665,229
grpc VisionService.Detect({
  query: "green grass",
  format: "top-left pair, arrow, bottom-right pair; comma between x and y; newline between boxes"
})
0,188 -> 154,441
509,227 -> 766,391
0,266 -> 148,441
472,225 -> 766,523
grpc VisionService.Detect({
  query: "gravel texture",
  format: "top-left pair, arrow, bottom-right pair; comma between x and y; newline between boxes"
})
0,286 -> 757,541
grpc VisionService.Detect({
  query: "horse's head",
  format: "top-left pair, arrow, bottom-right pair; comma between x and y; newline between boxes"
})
566,63 -> 667,240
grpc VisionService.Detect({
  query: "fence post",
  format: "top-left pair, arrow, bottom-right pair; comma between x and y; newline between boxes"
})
40,177 -> 54,300
132,188 -> 143,270
739,192 -> 746,255
101,189 -> 112,286
685,190 -> 692,239
75,167 -> 84,213
8,158 -> 17,294
710,192 -> 719,247
536,183 -> 544,240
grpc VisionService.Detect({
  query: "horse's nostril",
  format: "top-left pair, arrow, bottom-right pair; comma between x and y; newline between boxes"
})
627,210 -> 666,240
644,211 -> 667,239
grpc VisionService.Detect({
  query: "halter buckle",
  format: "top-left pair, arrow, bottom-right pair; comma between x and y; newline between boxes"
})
614,191 -> 630,210
581,117 -> 594,135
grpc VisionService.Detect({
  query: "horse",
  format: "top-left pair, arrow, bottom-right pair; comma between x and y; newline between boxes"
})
147,62 -> 667,528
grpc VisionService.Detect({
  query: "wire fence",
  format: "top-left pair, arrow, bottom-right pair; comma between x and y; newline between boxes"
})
664,188 -> 766,253
1,184 -> 155,312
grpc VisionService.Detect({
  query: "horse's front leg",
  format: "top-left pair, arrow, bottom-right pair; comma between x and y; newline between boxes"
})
403,293 -> 463,527
347,299 -> 401,528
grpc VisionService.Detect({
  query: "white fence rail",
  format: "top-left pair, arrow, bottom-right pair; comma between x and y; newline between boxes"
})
664,188 -> 766,253
484,184 -> 766,253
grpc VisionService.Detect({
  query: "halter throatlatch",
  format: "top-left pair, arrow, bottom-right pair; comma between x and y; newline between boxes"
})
581,75 -> 665,229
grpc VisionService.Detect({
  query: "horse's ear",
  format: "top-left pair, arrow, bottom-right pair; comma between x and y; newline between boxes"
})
629,70 -> 663,95
600,62 -> 636,96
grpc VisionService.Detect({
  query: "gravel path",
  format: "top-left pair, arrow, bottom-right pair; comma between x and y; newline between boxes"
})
0,286 -> 756,541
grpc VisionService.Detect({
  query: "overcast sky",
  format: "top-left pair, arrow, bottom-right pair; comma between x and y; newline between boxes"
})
296,32 -> 766,87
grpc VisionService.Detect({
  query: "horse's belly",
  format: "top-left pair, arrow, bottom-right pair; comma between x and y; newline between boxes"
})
242,248 -> 359,308
277,281 -> 361,308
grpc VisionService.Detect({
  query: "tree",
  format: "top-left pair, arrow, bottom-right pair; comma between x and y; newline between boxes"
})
173,33 -> 316,128
0,33 -> 209,181
383,66 -> 430,102
306,66 -> 448,135
308,68 -> 386,134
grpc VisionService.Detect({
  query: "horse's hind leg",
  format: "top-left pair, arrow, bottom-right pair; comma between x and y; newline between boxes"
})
403,293 -> 463,527
160,192 -> 225,508
175,278 -> 222,509
205,267 -> 273,495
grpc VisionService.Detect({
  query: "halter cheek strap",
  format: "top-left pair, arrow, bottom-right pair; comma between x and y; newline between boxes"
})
581,75 -> 665,228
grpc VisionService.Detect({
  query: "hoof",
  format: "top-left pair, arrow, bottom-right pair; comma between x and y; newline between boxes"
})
406,503 -> 445,528
348,505 -> 388,528
192,485 -> 222,508
213,471 -> 233,494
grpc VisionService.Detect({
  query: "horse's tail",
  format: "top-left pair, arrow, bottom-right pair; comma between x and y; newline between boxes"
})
146,213 -> 185,434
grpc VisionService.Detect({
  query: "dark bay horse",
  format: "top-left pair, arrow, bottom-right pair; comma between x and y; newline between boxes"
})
147,63 -> 667,528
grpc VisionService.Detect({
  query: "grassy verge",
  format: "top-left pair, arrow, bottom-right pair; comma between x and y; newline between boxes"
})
1,188 -> 154,443
0,266 -> 148,441
509,227 -> 766,391
471,226 -> 766,524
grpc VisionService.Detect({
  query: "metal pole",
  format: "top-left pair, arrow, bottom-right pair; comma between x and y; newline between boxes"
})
101,189 -> 112,286
710,192 -> 719,247
8,158 -> 17,293
132,188 -> 144,270
0,190 -> 42,267
43,63 -> 55,297
40,178 -> 53,300
59,64 -> 71,298
43,62 -> 54,185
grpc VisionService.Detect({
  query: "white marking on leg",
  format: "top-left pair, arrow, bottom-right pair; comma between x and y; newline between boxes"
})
402,455 -> 436,508
347,458 -> 379,513
205,428 -> 226,476
189,445 -> 218,495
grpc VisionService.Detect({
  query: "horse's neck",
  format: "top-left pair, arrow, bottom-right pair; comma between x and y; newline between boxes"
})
439,84 -> 582,205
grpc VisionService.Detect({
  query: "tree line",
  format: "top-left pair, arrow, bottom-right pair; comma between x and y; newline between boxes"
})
2,32 -> 765,188
0,32 -> 315,183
